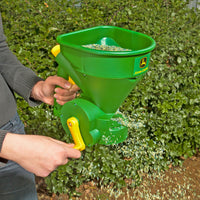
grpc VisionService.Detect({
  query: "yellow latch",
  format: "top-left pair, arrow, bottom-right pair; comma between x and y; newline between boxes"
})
67,117 -> 85,151
68,76 -> 76,85
51,44 -> 60,57
51,44 -> 76,85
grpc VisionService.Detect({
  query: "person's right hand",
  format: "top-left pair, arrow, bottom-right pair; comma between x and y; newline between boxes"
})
0,133 -> 81,177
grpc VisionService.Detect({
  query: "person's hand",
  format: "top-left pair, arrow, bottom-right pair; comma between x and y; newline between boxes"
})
31,76 -> 80,105
0,133 -> 81,177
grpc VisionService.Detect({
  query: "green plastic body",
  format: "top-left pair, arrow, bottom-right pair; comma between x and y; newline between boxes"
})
53,26 -> 156,146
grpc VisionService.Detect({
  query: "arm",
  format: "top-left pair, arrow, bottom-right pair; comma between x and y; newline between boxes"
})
0,13 -> 79,106
0,13 -> 81,175
0,133 -> 81,177
0,13 -> 43,106
0,77 -> 80,176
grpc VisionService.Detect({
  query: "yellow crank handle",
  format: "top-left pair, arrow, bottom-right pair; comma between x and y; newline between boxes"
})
67,117 -> 85,151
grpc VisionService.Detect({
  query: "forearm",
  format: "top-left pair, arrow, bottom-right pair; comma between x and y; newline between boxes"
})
0,133 -> 27,163
0,13 -> 43,106
0,43 -> 43,105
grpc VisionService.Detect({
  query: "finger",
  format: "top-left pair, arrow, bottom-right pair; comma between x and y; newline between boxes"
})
50,138 -> 81,158
54,94 -> 76,102
56,98 -> 75,105
54,87 -> 77,96
46,76 -> 72,89
69,84 -> 80,92
50,138 -> 75,148
66,144 -> 75,148
64,146 -> 81,159
62,158 -> 69,165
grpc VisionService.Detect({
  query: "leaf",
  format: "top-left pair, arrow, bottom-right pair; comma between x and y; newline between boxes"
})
177,57 -> 182,64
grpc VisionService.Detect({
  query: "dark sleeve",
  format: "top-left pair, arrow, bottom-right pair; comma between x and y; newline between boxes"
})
0,13 -> 43,106
0,130 -> 7,152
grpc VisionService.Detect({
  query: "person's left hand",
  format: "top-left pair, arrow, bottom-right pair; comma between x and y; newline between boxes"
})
31,76 -> 80,105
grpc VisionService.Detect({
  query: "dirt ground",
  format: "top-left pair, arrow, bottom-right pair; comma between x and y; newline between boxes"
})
36,152 -> 200,200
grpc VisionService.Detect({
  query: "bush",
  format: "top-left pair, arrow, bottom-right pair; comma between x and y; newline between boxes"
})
1,0 -> 199,196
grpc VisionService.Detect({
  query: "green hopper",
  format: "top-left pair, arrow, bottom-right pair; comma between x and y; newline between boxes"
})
51,26 -> 156,151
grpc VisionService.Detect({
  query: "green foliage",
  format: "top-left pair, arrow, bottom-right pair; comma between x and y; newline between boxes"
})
1,0 -> 199,196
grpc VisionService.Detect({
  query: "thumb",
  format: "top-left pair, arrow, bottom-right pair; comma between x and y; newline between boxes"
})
50,138 -> 81,158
